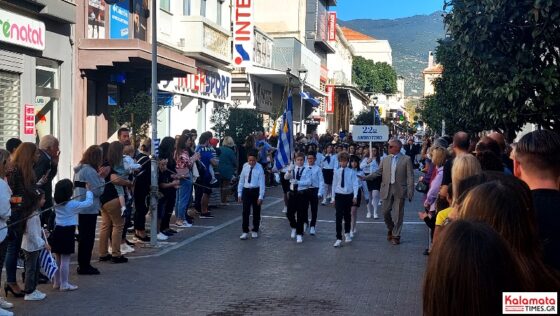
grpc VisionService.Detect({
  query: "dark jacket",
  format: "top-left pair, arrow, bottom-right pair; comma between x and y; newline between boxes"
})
34,150 -> 57,208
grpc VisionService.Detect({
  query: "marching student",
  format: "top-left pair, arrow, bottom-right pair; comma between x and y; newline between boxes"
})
321,144 -> 337,205
349,155 -> 365,238
285,152 -> 312,243
361,146 -> 382,219
305,151 -> 324,235
237,150 -> 266,240
331,152 -> 360,247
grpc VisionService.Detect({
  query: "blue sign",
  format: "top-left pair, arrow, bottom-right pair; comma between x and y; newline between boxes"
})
109,1 -> 129,39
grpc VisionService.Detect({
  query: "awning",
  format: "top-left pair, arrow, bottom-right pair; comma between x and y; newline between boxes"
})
78,39 -> 197,78
247,65 -> 327,97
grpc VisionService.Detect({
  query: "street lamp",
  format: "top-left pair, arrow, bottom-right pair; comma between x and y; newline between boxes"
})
369,95 -> 379,125
298,66 -> 308,134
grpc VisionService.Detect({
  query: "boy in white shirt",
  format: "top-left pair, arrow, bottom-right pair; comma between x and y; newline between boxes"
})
284,152 -> 312,243
237,150 -> 266,240
331,152 -> 360,247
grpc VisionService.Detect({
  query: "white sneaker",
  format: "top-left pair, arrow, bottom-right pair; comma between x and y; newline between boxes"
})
60,284 -> 78,291
120,244 -> 135,254
24,290 -> 46,301
0,297 -> 12,309
240,233 -> 248,240
157,232 -> 169,241
321,199 -> 327,205
350,231 -> 355,239
374,212 -> 379,219
345,233 -> 352,243
296,235 -> 303,243
366,212 -> 372,219
0,307 -> 13,316
251,232 -> 258,238
333,239 -> 342,247
309,226 -> 316,235
290,229 -> 296,239
282,206 -> 287,213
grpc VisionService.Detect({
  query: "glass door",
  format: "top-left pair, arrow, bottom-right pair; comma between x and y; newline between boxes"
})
35,58 -> 60,141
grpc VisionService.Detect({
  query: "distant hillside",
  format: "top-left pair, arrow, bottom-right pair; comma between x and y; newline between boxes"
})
341,11 -> 446,97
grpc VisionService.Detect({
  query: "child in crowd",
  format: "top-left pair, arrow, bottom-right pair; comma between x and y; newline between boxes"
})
21,189 -> 47,301
284,152 -> 312,243
332,152 -> 359,247
237,150 -> 266,240
51,179 -> 93,291
349,155 -> 366,238
321,144 -> 337,205
305,151 -> 324,236
114,145 -> 140,214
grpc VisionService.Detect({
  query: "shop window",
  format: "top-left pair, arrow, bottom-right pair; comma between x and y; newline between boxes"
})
183,0 -> 191,15
35,58 -> 60,141
0,71 -> 20,148
161,0 -> 171,12
200,0 -> 206,17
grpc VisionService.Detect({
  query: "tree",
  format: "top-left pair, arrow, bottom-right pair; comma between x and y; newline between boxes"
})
210,103 -> 229,140
209,104 -> 264,145
351,107 -> 376,125
441,0 -> 560,139
352,56 -> 398,94
110,91 -> 152,144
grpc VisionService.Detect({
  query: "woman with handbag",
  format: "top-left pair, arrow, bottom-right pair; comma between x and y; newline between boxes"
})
174,134 -> 200,228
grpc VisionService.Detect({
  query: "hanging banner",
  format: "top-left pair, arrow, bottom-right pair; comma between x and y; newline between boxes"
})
109,1 -> 129,39
328,12 -> 337,42
88,0 -> 106,39
326,85 -> 335,113
233,0 -> 254,67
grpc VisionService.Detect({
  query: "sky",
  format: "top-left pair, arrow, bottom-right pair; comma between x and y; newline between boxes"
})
335,0 -> 445,21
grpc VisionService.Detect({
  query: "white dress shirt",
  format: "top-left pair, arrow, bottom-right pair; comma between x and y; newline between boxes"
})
284,165 -> 312,191
238,162 -> 266,200
390,154 -> 401,184
307,164 -> 325,197
321,154 -> 337,170
332,167 -> 360,199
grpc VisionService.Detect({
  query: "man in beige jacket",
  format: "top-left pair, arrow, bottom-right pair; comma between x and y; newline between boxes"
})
362,139 -> 414,244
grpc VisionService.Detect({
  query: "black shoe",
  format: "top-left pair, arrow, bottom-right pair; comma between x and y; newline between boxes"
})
166,228 -> 178,234
99,254 -> 112,262
199,212 -> 214,218
134,234 -> 150,242
77,265 -> 100,275
162,230 -> 174,237
111,256 -> 128,264
125,239 -> 136,246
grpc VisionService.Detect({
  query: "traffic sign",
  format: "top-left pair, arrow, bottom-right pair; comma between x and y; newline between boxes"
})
351,125 -> 389,142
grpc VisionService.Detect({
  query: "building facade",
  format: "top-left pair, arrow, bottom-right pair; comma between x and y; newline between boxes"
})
422,51 -> 442,97
340,26 -> 392,65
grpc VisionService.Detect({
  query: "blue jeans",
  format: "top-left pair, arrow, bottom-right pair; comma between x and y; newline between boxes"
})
5,232 -> 23,283
175,178 -> 193,221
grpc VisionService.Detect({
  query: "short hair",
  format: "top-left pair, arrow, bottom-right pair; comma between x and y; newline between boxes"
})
338,152 -> 349,162
389,138 -> 403,149
306,151 -> 316,158
139,138 -> 151,152
514,130 -> 560,180
38,135 -> 59,150
475,150 -> 503,172
453,132 -> 470,151
295,152 -> 305,159
222,136 -> 235,148
475,136 -> 501,156
199,131 -> 213,145
247,149 -> 258,158
5,138 -> 22,154
430,147 -> 447,167
123,145 -> 135,156
54,179 -> 74,204
117,127 -> 130,138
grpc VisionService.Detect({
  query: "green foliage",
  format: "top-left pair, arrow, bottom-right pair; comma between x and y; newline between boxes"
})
437,0 -> 560,138
351,107 -> 377,125
352,56 -> 398,94
110,91 -> 152,142
210,105 -> 264,145
210,103 -> 229,140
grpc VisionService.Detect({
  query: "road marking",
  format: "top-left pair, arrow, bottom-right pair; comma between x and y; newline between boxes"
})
261,215 -> 425,225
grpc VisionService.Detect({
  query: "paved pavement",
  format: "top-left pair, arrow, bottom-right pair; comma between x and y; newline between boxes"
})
10,184 -> 428,316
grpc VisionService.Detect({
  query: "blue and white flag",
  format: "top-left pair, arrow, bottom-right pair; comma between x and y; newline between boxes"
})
299,91 -> 321,107
275,95 -> 294,170
39,248 -> 58,280
374,107 -> 381,125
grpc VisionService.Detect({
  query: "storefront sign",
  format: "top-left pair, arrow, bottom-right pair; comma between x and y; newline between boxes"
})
326,85 -> 334,113
0,8 -> 45,51
252,78 -> 273,112
159,67 -> 231,103
23,104 -> 35,135
109,1 -> 129,39
352,125 -> 389,142
233,0 -> 254,67
328,12 -> 337,42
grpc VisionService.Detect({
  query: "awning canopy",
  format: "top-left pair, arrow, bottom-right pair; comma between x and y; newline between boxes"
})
248,65 -> 327,97
78,39 -> 197,78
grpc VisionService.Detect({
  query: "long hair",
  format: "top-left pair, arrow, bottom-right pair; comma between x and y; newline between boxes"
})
79,145 -> 103,170
175,134 -> 191,159
159,136 -> 175,161
423,220 -> 529,316
106,141 -> 123,169
21,188 -> 44,231
11,142 -> 38,189
451,154 -> 481,202
0,149 -> 9,178
458,178 -> 560,290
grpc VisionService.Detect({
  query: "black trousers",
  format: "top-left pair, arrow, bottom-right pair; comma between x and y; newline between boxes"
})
78,213 -> 98,268
159,192 -> 176,232
305,188 -> 319,227
242,188 -> 261,233
287,190 -> 308,235
134,190 -> 149,231
335,193 -> 353,239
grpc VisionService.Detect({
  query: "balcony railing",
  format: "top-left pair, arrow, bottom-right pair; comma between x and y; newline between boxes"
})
174,16 -> 230,64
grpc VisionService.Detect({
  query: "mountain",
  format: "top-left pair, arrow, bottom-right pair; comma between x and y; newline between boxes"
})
340,11 -> 446,97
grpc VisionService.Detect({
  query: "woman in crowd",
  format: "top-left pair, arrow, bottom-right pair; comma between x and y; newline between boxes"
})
458,177 -> 560,290
447,154 -> 482,221
157,136 -> 179,238
174,134 -> 199,228
133,138 -> 152,243
5,143 -> 38,297
98,141 -> 131,264
218,136 -> 237,205
74,145 -> 107,275
423,220 -> 529,316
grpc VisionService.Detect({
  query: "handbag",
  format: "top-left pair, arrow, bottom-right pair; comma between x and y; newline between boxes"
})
415,181 -> 429,193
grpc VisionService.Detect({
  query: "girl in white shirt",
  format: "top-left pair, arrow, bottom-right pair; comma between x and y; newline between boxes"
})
350,155 -> 365,238
361,146 -> 382,219
321,144 -> 337,205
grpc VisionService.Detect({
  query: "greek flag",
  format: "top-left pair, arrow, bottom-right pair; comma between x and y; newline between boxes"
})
374,107 -> 381,125
299,91 -> 321,107
275,95 -> 294,170
39,248 -> 58,280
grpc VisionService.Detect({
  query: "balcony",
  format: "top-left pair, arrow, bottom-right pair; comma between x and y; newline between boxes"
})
272,38 -> 321,89
173,16 -> 231,66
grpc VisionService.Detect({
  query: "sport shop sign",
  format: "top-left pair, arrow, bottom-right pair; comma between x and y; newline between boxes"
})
159,68 -> 231,103
0,8 -> 45,51
233,0 -> 254,67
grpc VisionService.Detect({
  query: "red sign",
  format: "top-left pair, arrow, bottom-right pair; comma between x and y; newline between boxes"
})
24,104 -> 35,135
328,12 -> 337,42
326,85 -> 335,113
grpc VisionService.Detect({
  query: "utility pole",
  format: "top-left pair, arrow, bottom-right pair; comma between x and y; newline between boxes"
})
149,0 -> 158,246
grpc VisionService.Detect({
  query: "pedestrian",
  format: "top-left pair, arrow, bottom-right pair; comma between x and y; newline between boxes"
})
195,132 -> 218,218
218,136 -> 237,205
305,151 -> 324,236
51,179 -> 93,291
447,154 -> 482,221
5,138 -> 21,156
73,145 -> 107,275
34,135 -> 59,231
332,152 -> 359,247
157,137 -> 180,238
284,152 -> 312,244
321,144 -> 337,205
362,139 -> 414,245
20,188 -> 47,301
361,145 -> 381,219
133,138 -> 151,243
174,134 -> 199,228
440,132 -> 470,198
0,149 -> 13,314
237,150 -> 265,240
